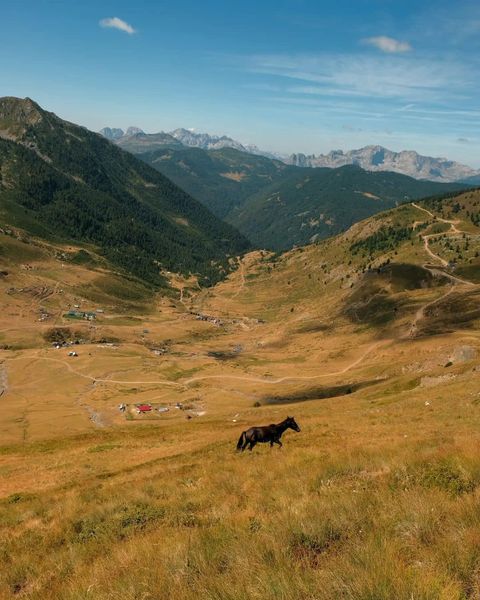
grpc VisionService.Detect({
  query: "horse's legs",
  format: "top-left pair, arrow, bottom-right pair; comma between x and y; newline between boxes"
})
269,440 -> 274,447
275,439 -> 283,448
248,441 -> 257,451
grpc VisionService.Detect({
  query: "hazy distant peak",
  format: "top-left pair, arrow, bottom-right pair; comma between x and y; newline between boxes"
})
99,123 -> 283,159
287,145 -> 480,183
97,122 -> 479,183
169,128 -> 246,151
99,127 -> 125,140
125,126 -> 144,137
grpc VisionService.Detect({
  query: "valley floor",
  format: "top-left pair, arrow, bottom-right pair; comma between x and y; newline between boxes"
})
1,197 -> 480,598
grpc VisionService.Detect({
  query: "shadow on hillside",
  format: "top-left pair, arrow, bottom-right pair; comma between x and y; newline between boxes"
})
416,288 -> 480,337
262,378 -> 384,405
343,263 -> 450,330
292,320 -> 334,334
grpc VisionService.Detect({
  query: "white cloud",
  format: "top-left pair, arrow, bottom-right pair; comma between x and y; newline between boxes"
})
245,53 -> 471,103
99,17 -> 136,35
362,36 -> 411,53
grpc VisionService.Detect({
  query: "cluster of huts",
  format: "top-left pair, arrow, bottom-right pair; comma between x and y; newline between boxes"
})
118,403 -> 172,415
119,402 -> 190,416
191,312 -> 224,326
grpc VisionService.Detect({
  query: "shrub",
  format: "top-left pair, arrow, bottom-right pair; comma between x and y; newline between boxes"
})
391,460 -> 476,496
43,327 -> 72,344
289,525 -> 344,567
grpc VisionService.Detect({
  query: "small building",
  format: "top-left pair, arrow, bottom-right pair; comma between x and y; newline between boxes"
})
64,310 -> 96,321
66,310 -> 83,319
136,404 -> 152,413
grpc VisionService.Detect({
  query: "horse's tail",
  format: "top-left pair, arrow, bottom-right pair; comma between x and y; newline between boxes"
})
236,431 -> 246,451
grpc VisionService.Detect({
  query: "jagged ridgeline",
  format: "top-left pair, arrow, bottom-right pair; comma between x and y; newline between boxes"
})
0,97 -> 250,286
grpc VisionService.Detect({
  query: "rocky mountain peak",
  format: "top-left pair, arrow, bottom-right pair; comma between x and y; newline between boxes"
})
99,127 -> 125,140
97,120 -> 479,183
0,96 -> 45,140
287,145 -> 480,183
125,126 -> 144,137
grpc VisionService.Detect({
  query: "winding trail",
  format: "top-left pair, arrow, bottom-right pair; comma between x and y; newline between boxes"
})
412,202 -> 451,267
403,202 -> 479,337
412,202 -> 459,226
5,355 -> 183,387
421,234 -> 449,267
4,340 -> 387,390
231,259 -> 246,298
3,206 -> 478,397
0,362 -> 8,397
411,202 -> 475,285
406,285 -> 455,338
183,341 -> 386,385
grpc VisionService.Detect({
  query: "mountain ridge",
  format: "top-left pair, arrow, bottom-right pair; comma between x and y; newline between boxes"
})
230,164 -> 467,250
287,145 -> 480,183
100,125 -> 480,183
0,96 -> 250,286
136,146 -> 467,250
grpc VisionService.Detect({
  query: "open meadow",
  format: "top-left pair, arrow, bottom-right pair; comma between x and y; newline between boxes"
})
1,194 -> 480,599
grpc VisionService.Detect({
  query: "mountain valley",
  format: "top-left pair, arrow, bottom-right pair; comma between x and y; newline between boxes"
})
1,178 -> 480,597
103,128 -> 466,250
1,98 -> 480,600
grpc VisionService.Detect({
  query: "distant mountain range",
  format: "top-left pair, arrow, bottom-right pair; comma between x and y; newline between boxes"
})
287,146 -> 480,184
100,126 -> 480,184
100,127 -> 282,160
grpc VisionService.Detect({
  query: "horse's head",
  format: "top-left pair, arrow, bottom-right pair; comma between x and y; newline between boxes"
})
286,416 -> 301,432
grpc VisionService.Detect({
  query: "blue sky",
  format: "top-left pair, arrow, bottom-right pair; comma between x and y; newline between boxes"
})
1,0 -> 479,166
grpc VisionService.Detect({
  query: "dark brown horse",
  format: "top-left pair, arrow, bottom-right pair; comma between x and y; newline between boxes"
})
236,416 -> 301,451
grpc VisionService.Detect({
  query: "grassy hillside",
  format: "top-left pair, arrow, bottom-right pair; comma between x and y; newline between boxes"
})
1,165 -> 480,597
0,97 -> 250,286
231,165 -> 468,250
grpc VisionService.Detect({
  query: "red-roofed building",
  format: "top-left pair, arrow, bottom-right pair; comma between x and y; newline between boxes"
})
137,404 -> 152,413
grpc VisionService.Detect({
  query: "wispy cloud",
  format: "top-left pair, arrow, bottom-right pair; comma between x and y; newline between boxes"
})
245,53 -> 470,103
99,17 -> 136,35
286,85 -> 373,99
362,36 -> 412,54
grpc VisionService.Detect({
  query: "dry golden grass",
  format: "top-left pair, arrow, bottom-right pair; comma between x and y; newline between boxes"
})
3,366 -> 480,599
1,198 -> 480,598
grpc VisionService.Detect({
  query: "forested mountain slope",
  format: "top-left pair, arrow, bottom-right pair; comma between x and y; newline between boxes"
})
230,165 -> 466,250
0,97 -> 250,286
138,146 -> 295,219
